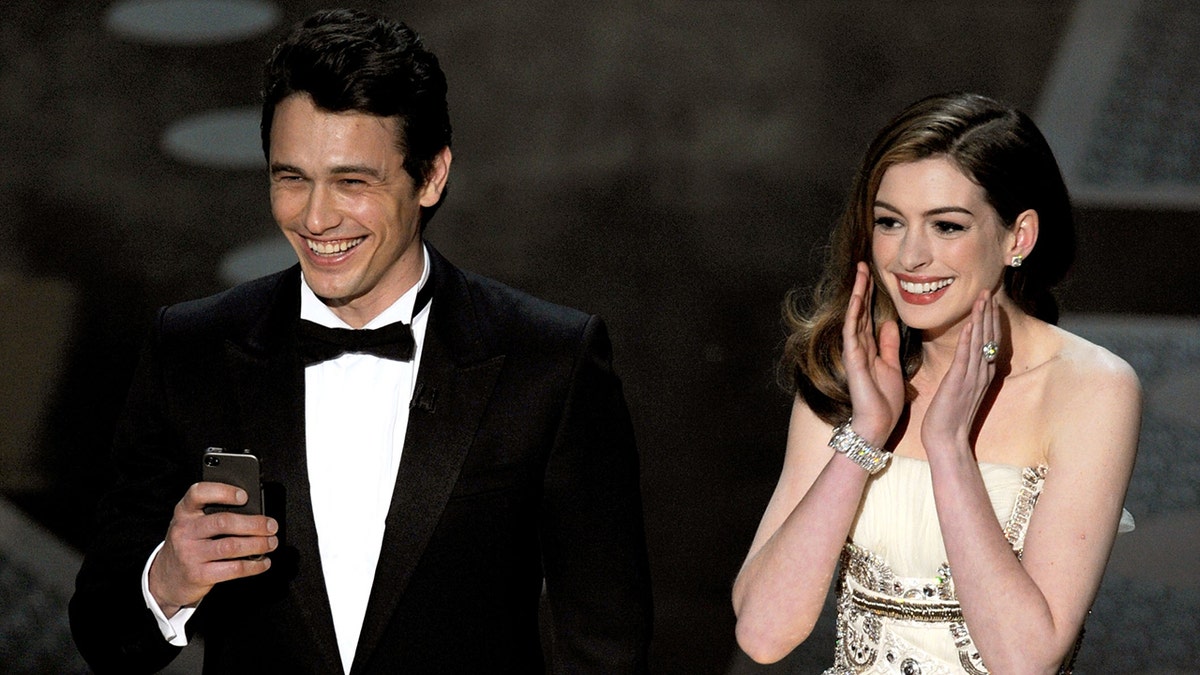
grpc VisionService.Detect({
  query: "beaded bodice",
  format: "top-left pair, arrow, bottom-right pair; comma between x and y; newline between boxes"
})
824,457 -> 1057,675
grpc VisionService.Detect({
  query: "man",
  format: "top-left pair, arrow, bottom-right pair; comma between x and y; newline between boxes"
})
70,9 -> 652,674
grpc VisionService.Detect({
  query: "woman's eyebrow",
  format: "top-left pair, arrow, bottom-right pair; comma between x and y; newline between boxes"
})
874,200 -> 974,217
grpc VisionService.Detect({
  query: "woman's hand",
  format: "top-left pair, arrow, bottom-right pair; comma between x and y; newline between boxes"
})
921,290 -> 1000,453
841,262 -> 905,446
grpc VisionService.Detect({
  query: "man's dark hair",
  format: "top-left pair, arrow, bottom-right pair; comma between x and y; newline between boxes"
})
261,9 -> 452,222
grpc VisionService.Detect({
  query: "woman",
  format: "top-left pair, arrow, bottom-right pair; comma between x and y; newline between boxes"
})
732,93 -> 1140,674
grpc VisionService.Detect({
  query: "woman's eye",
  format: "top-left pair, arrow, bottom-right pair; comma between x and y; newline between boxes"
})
933,220 -> 966,234
874,217 -> 901,229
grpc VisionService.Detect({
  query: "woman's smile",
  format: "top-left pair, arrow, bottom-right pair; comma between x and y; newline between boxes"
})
895,274 -> 955,304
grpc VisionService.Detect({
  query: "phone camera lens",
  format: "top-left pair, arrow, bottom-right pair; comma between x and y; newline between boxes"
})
204,455 -> 220,467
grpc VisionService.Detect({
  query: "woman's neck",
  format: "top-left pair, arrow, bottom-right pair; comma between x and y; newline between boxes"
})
914,294 -> 1033,382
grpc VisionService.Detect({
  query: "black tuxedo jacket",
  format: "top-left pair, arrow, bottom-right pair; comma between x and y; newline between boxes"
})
70,245 -> 652,674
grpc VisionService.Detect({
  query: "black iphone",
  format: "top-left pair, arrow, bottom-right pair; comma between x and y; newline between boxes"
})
201,447 -> 263,516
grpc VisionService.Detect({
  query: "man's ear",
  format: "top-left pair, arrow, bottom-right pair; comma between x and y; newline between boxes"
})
419,146 -> 452,208
1008,209 -> 1039,264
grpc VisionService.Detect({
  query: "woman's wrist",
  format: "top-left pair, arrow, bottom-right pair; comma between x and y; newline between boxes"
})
845,415 -> 892,449
829,419 -> 892,474
921,428 -> 973,460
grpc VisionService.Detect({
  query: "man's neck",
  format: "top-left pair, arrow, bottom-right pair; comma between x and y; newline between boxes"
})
300,245 -> 430,329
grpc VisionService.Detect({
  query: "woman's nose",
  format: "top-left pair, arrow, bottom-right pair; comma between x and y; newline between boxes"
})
897,229 -> 930,270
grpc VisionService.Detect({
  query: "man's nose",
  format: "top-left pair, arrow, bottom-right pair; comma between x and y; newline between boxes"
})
304,185 -> 339,234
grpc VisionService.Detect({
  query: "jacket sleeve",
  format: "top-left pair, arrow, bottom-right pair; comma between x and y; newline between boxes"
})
539,315 -> 653,673
69,309 -> 189,674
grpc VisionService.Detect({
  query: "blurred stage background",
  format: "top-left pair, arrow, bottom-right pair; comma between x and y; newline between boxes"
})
1,1 -> 1197,672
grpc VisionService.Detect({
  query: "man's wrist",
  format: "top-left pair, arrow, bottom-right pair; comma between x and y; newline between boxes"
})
142,542 -> 195,645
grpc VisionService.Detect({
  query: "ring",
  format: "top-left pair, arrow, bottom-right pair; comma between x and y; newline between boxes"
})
982,340 -> 999,363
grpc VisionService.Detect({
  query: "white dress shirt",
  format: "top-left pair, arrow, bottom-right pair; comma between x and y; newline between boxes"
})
143,246 -> 431,675
301,248 -> 430,671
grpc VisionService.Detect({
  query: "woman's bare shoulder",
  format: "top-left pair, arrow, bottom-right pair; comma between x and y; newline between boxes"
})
1035,325 -> 1142,447
1043,325 -> 1140,392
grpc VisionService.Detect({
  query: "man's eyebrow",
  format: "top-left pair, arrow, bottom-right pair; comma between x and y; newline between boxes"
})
329,164 -> 384,179
874,200 -> 975,217
268,163 -> 385,179
269,162 -> 304,175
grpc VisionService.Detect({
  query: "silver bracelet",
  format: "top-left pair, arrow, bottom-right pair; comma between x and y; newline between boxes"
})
829,419 -> 891,474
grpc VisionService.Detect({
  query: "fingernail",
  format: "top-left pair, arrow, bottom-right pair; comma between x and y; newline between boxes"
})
268,536 -> 279,549
235,489 -> 247,503
267,519 -> 279,534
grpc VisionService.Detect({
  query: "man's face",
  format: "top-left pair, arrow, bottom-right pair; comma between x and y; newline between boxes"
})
268,93 -> 449,327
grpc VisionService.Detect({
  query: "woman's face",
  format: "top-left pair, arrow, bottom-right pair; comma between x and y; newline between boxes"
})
870,156 -> 1013,338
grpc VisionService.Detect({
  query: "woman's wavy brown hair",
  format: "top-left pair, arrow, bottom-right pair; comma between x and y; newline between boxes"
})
782,92 -> 1075,425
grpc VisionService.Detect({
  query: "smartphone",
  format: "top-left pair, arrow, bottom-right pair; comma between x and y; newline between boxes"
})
201,447 -> 263,516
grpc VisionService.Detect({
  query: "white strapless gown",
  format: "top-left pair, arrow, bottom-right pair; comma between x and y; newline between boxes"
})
823,455 -> 1132,675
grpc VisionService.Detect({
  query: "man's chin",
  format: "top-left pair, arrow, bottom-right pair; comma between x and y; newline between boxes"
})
299,268 -> 359,306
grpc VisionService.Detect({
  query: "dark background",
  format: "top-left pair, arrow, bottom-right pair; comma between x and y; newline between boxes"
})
2,1 -> 1198,673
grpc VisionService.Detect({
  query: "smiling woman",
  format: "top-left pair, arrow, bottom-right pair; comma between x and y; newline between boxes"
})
732,93 -> 1141,674
870,157 -> 1036,340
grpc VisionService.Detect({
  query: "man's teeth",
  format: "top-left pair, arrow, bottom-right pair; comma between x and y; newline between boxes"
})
307,237 -> 364,255
900,278 -> 953,295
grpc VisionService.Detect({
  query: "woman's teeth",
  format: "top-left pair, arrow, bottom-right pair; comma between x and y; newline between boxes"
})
900,278 -> 953,295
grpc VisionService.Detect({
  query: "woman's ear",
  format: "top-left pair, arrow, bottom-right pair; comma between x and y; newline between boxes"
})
1008,209 -> 1039,266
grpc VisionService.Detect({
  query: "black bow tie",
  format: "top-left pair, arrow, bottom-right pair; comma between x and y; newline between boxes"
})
297,320 -> 416,364
296,282 -> 433,366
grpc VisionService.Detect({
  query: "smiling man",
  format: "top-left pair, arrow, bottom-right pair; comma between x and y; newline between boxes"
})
70,9 -> 652,674
267,93 -> 443,327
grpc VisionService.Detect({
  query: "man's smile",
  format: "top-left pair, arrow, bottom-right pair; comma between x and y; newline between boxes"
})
306,236 -> 366,256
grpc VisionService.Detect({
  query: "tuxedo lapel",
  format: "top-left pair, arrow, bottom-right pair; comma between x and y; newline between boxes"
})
223,266 -> 344,674
351,246 -> 504,673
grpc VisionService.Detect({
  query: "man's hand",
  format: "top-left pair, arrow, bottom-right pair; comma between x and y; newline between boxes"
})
148,482 -> 278,617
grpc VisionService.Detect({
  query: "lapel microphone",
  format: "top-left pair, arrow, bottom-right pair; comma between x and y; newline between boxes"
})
410,381 -> 438,413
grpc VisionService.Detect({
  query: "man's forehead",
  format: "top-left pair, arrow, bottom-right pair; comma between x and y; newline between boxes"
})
270,96 -> 403,164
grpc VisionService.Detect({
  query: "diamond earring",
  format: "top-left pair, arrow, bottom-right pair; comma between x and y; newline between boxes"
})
1010,254 -> 1024,268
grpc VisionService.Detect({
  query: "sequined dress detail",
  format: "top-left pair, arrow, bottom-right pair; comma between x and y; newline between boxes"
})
824,456 -> 1058,675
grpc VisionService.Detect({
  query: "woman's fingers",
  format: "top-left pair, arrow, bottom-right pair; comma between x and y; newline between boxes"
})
843,265 -> 867,344
943,292 -> 995,409
990,291 -> 1002,365
878,319 -> 902,371
843,263 -> 878,360
860,278 -> 876,352
955,316 -> 975,383
840,262 -> 905,441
